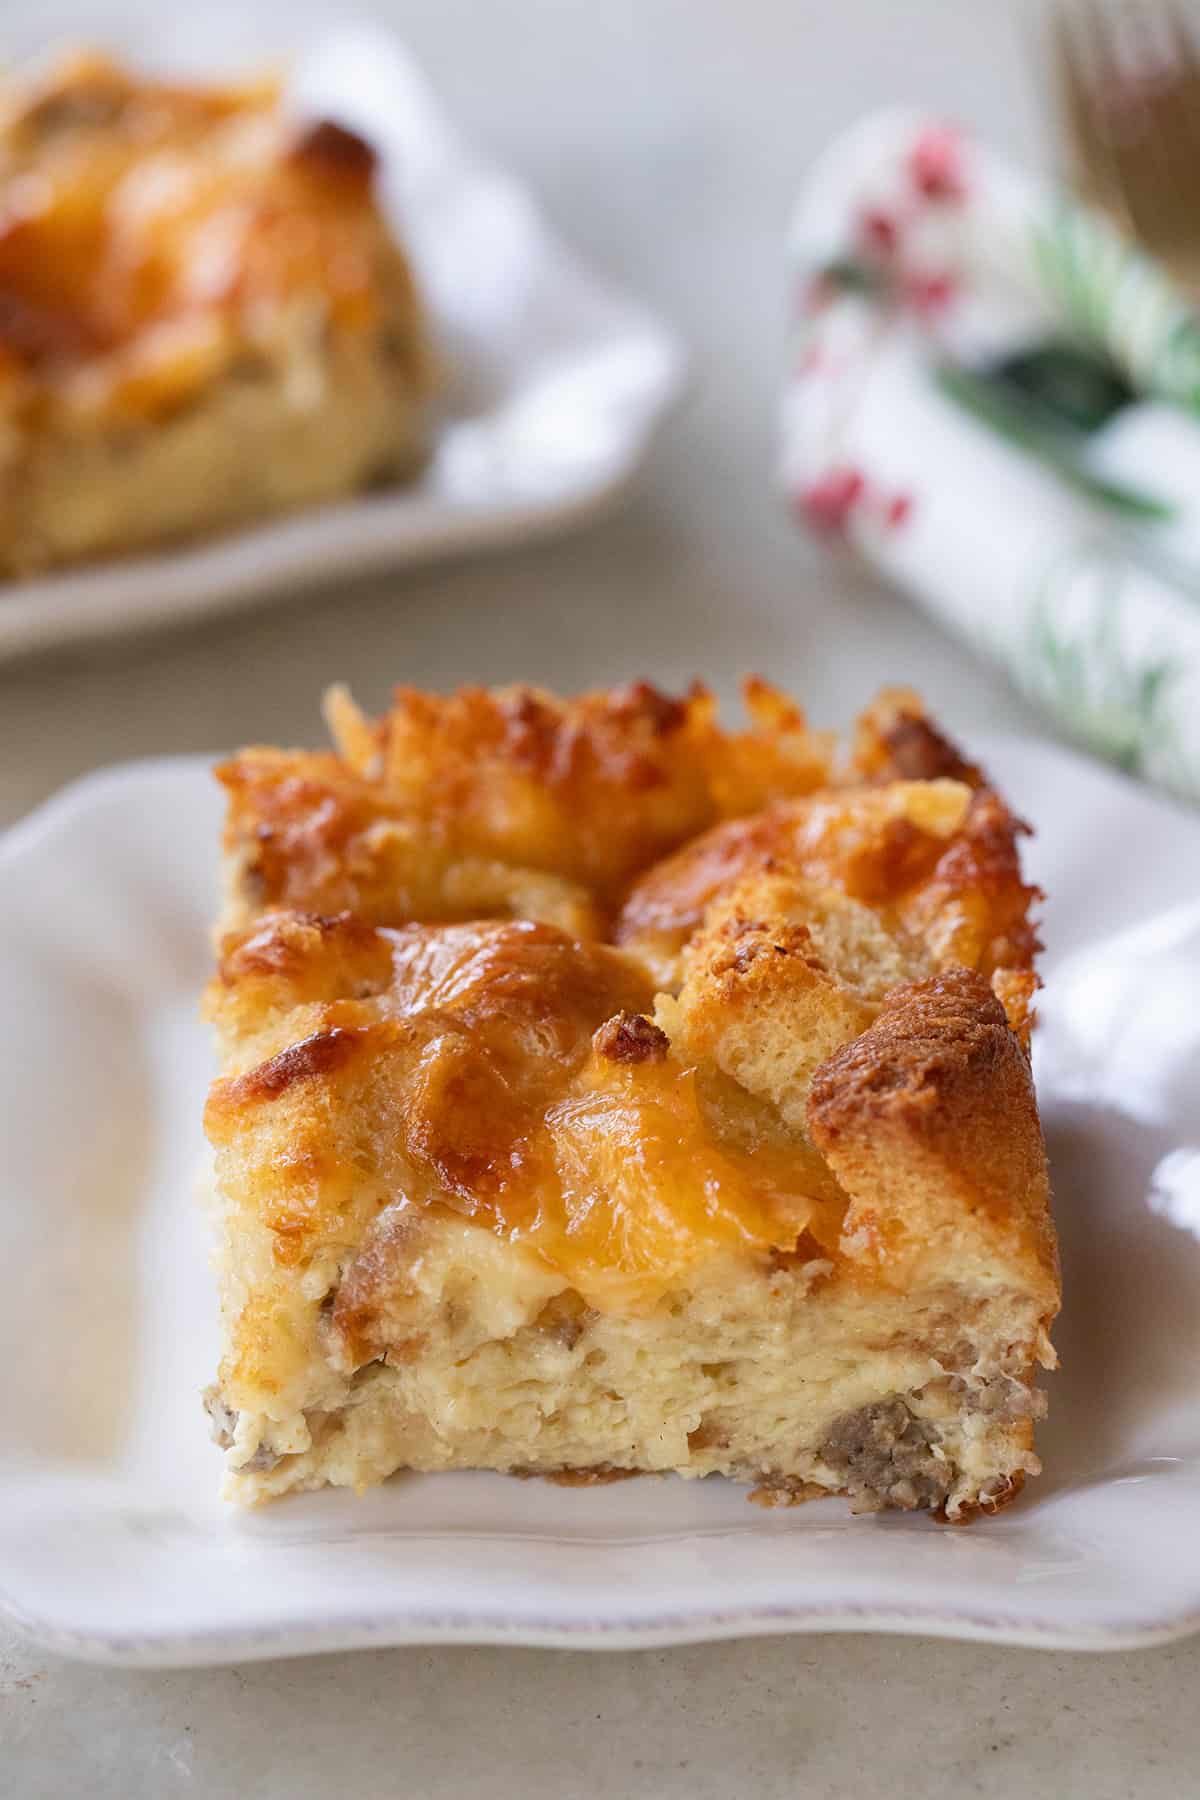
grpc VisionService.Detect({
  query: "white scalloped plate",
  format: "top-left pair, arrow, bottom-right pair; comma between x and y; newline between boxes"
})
0,7 -> 684,658
1,736 -> 1199,1665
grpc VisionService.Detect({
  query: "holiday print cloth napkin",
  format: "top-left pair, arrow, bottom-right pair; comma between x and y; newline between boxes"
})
782,110 -> 1200,804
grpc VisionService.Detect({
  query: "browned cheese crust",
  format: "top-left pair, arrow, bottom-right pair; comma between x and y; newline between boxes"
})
203,679 -> 1059,1517
0,51 -> 435,571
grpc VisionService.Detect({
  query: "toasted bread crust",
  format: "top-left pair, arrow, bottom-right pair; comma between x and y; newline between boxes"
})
853,687 -> 987,787
808,969 -> 1058,1306
207,679 -> 1056,1371
0,51 -> 434,570
203,680 -> 1059,1516
217,679 -> 834,939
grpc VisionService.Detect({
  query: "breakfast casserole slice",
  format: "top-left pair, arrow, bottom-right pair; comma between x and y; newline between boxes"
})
202,680 -> 1059,1518
0,51 -> 434,573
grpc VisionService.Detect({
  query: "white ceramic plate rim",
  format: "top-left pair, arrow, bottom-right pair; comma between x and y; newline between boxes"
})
5,1592 -> 1199,1669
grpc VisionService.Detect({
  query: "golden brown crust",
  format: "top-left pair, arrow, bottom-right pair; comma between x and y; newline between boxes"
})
517,1466 -> 643,1487
221,1023 -> 369,1106
901,791 -> 1042,1038
286,118 -> 379,184
853,687 -> 986,787
659,870 -> 932,1144
324,678 -> 833,895
807,970 -> 1058,1304
617,778 -> 1039,1041
941,1469 -> 1026,1524
216,679 -> 833,939
205,909 -> 825,1362
592,1011 -> 671,1063
215,749 -> 606,943
0,53 -> 410,384
0,50 -> 433,570
616,780 -> 978,990
204,680 -> 1060,1460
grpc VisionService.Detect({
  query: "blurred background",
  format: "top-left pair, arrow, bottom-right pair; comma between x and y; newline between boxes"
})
0,0 -> 1062,829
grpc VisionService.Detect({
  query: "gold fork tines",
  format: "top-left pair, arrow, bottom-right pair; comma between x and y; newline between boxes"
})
1051,0 -> 1200,286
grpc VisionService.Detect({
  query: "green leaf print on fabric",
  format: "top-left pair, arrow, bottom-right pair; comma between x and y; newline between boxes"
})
934,364 -> 1173,519
995,342 -> 1133,434
818,258 -> 885,297
1022,551 -> 1185,776
1029,200 -> 1200,414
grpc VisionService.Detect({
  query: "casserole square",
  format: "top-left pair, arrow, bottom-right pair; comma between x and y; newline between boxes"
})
203,681 -> 1058,1518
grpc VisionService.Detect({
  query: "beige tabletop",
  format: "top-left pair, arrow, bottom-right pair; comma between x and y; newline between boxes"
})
3,1 -> 1199,1793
